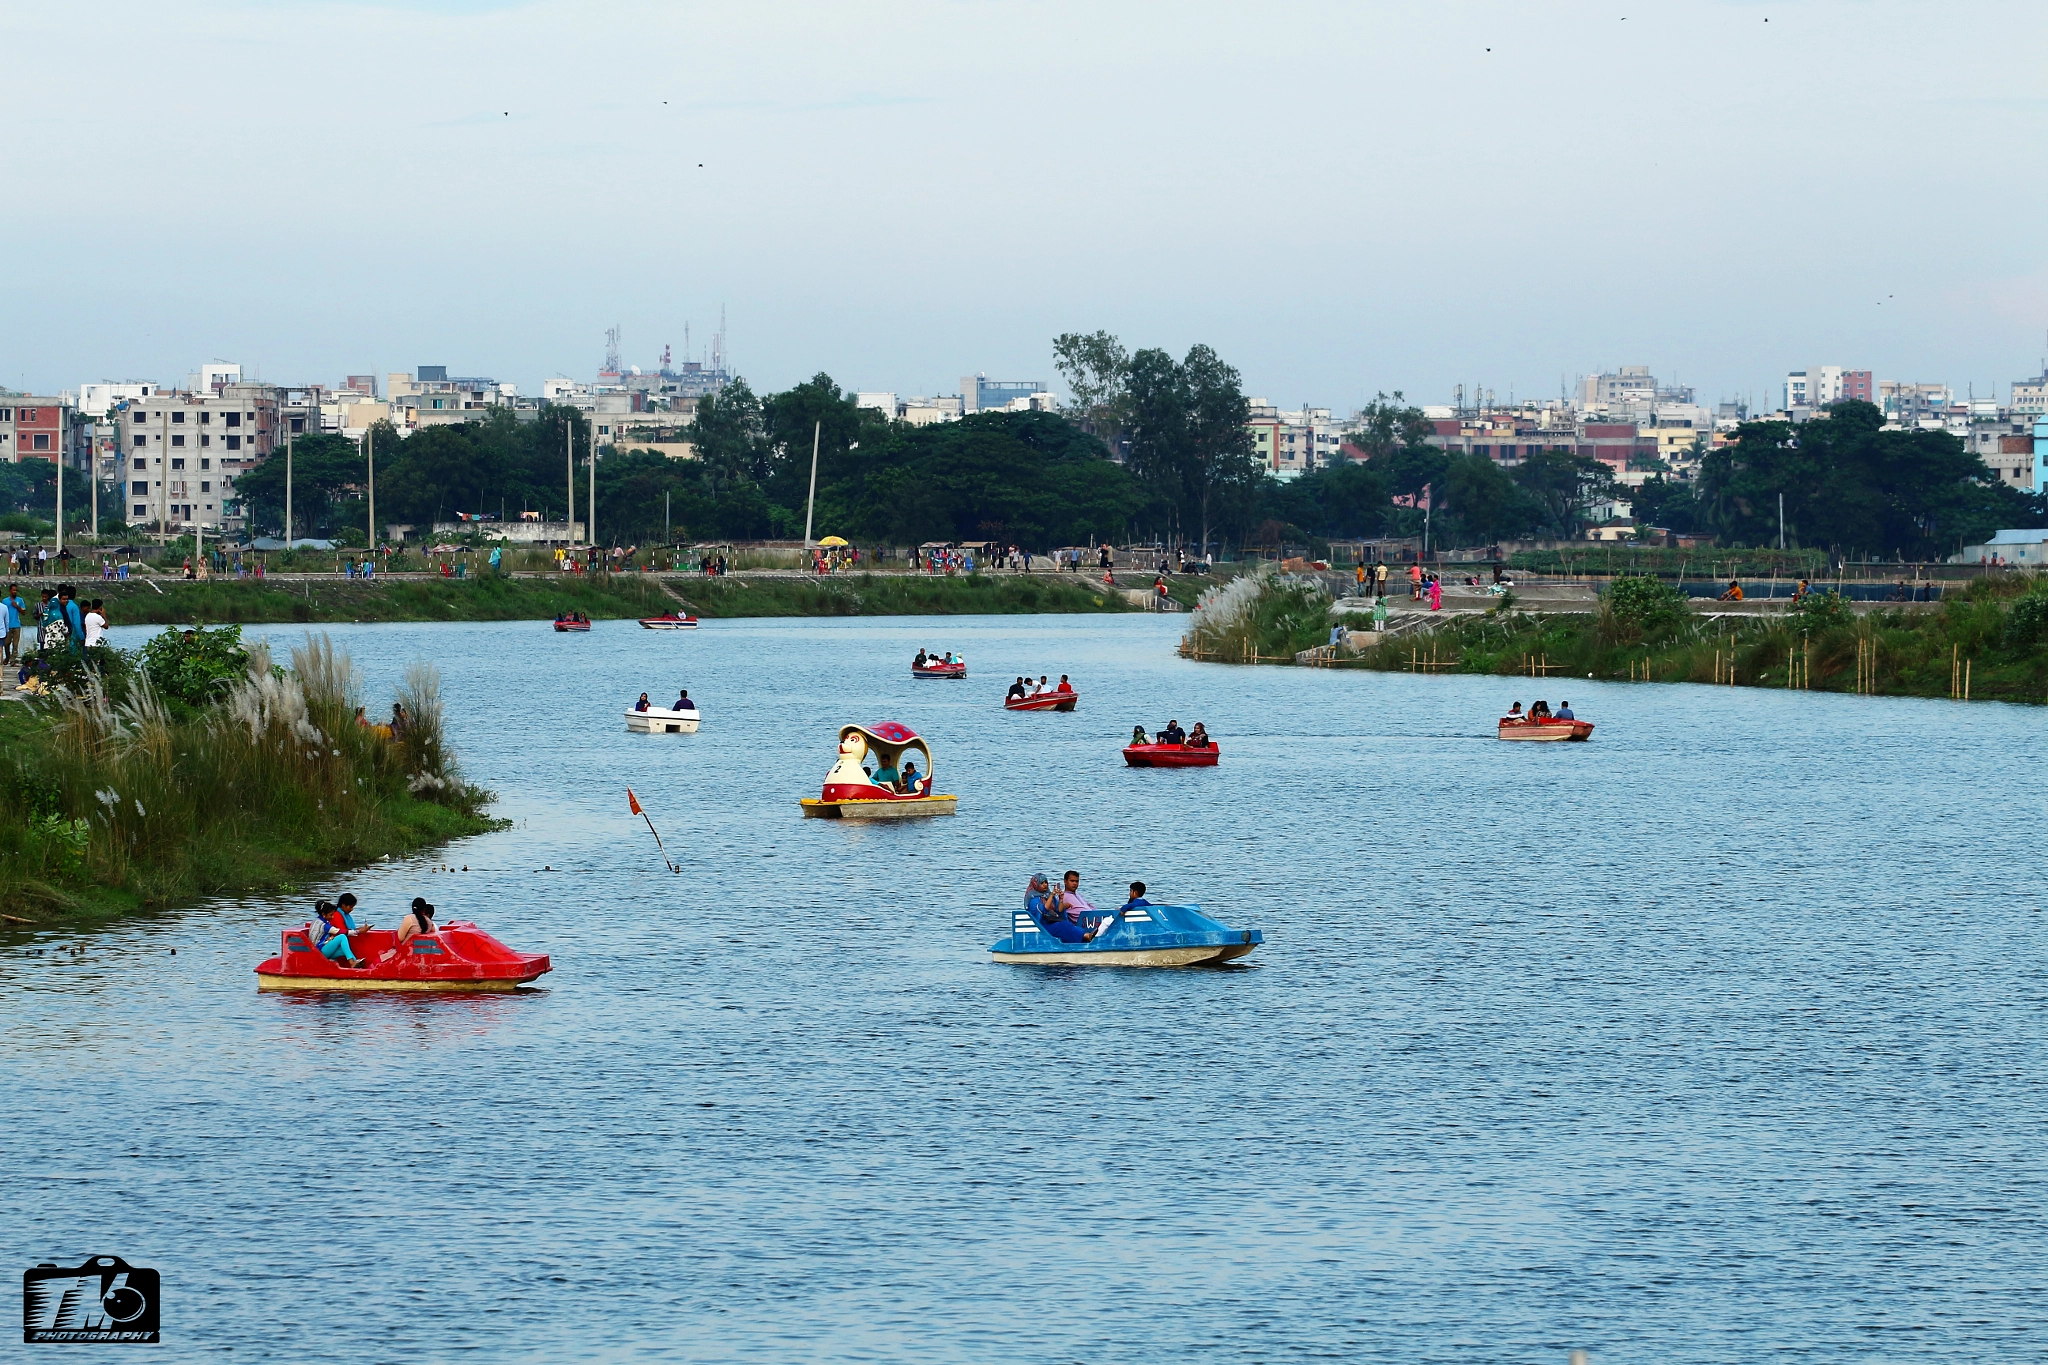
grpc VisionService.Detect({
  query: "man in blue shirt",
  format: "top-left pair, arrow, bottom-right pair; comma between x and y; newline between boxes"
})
1556,700 -> 1575,721
1119,881 -> 1150,914
0,583 -> 22,665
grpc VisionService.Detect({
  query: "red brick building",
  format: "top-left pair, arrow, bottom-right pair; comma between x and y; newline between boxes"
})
0,398 -> 70,462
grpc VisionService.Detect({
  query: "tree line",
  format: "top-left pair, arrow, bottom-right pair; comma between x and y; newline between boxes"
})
205,353 -> 2039,562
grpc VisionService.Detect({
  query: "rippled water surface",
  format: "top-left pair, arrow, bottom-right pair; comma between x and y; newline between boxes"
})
5,612 -> 2046,1362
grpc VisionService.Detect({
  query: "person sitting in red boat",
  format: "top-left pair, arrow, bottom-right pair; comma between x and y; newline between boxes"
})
1185,722 -> 1212,749
378,898 -> 439,964
1555,701 -> 1575,721
311,895 -> 371,969
1530,700 -> 1552,721
1007,677 -> 1028,702
1131,724 -> 1150,745
1056,675 -> 1074,694
1503,701 -> 1526,724
1158,719 -> 1186,746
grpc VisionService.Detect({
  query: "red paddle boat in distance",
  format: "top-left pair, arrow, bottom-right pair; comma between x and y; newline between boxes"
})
912,650 -> 966,679
553,611 -> 591,632
255,920 -> 551,992
1123,723 -> 1218,766
1004,675 -> 1078,712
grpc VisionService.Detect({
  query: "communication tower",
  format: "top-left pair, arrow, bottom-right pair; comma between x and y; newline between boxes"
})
603,325 -> 622,377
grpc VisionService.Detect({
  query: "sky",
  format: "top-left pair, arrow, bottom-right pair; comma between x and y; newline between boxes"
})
5,0 -> 2047,413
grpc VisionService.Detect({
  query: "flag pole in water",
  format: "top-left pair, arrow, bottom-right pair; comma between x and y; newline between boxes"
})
627,788 -> 681,874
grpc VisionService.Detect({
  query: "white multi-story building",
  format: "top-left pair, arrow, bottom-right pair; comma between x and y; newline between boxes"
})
2012,372 -> 2048,416
74,381 -> 159,419
118,389 -> 277,531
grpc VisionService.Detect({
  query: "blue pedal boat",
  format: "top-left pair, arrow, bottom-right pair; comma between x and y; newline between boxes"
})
990,902 -> 1262,967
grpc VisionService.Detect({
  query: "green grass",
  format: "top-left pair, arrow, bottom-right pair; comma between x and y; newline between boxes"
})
0,637 -> 501,928
1334,577 -> 2048,703
66,571 -> 1136,627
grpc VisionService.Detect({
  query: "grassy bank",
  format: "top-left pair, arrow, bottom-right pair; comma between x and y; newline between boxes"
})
1192,570 -> 2048,703
0,632 -> 499,926
70,571 -> 1136,627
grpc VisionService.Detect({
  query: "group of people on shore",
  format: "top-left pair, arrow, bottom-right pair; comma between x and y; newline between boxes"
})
1025,870 -> 1154,944
307,892 -> 442,970
4,583 -> 110,687
1005,674 -> 1073,701
1131,719 -> 1210,748
1502,700 -> 1575,724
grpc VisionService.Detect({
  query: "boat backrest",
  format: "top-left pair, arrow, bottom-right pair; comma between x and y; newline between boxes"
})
1009,910 -> 1043,940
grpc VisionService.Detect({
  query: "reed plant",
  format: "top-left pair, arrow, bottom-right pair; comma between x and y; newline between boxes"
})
1186,568 -> 1336,661
0,631 -> 494,924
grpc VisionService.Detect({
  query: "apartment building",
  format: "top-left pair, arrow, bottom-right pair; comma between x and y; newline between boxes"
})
386,366 -> 514,431
2012,372 -> 2048,416
119,389 -> 278,530
0,398 -> 71,463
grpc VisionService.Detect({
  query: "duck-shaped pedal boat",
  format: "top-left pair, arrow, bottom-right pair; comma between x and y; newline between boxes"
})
638,612 -> 698,629
1497,717 -> 1593,742
799,722 -> 958,819
991,902 -> 1261,967
255,921 -> 551,992
626,704 -> 700,733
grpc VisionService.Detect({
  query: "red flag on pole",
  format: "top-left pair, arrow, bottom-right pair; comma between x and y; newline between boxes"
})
628,788 -> 643,815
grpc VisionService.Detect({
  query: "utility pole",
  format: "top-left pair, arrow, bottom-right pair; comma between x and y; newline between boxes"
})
803,420 -> 821,548
367,427 -> 376,556
664,488 -> 670,545
88,414 -> 98,546
285,422 -> 293,549
1778,491 -> 1785,550
588,433 -> 596,556
566,419 -> 574,544
55,439 -> 64,558
158,407 -> 169,544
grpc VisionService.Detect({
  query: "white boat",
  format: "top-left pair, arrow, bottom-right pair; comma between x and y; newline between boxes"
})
626,705 -> 701,734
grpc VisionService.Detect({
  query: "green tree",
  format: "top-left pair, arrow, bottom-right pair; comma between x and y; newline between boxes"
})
1344,391 -> 1436,461
1512,449 -> 1615,538
232,433 -> 364,537
819,410 -> 1140,549
1704,399 -> 2010,557
1123,343 -> 1258,554
1052,330 -> 1131,452
690,379 -> 768,500
1443,451 -> 1540,545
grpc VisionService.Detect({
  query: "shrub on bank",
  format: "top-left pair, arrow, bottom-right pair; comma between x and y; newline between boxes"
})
0,630 -> 493,922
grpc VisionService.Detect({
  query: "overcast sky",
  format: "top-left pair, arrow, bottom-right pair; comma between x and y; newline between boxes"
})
5,0 -> 2046,412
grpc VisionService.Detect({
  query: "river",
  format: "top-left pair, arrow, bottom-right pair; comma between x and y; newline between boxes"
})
5,613 -> 2044,1362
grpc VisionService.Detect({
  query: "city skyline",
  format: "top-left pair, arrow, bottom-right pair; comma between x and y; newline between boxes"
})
5,0 -> 2047,408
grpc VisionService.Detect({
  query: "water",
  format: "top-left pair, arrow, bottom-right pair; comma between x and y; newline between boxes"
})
6,613 -> 2045,1362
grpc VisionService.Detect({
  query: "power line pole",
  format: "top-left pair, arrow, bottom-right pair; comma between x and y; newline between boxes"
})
158,407 -> 169,543
803,420 -> 821,548
367,427 -> 376,556
566,418 -> 574,545
285,420 -> 293,548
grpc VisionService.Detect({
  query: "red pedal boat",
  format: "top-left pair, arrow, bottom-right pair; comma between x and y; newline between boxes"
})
553,612 -> 591,632
638,611 -> 698,630
912,658 -> 966,679
1005,691 -> 1077,712
255,921 -> 552,992
1123,742 -> 1219,767
1496,717 -> 1594,742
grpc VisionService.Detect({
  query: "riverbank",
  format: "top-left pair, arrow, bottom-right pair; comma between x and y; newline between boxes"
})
1189,569 -> 2048,703
64,571 -> 1144,626
0,633 -> 499,926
